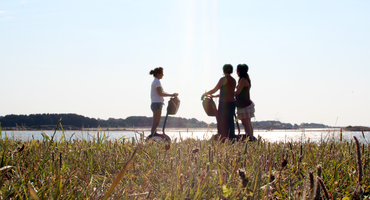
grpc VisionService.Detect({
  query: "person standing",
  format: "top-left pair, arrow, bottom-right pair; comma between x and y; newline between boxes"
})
150,67 -> 178,137
204,64 -> 236,142
235,63 -> 256,141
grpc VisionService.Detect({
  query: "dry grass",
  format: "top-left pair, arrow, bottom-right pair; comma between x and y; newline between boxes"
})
0,125 -> 369,199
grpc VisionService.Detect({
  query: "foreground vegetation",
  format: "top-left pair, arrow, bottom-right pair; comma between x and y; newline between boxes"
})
0,123 -> 369,199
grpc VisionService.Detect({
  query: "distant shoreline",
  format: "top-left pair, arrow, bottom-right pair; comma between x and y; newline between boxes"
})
343,126 -> 370,132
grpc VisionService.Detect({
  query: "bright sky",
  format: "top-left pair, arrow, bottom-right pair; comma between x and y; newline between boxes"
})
1,1 -> 370,127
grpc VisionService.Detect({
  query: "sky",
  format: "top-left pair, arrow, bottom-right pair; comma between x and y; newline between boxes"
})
1,0 -> 370,127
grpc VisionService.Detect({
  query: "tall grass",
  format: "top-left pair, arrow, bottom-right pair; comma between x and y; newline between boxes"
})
0,124 -> 369,199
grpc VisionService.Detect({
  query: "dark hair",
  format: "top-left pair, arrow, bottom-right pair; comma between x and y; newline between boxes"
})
237,63 -> 251,86
223,64 -> 233,74
149,67 -> 163,77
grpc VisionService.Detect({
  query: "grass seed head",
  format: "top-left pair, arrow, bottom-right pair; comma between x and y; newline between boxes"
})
317,165 -> 322,177
281,159 -> 288,168
237,169 -> 248,187
180,173 -> 184,188
269,174 -> 275,182
309,171 -> 314,189
353,136 -> 363,184
165,143 -> 171,151
317,177 -> 332,200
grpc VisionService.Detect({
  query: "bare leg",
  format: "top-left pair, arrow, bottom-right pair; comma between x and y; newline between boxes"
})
241,118 -> 254,138
151,109 -> 162,135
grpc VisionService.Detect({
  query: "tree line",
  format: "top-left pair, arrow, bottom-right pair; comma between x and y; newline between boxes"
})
0,113 -> 330,130
0,113 -> 210,130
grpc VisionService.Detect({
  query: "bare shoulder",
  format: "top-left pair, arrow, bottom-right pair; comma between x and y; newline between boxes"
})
239,78 -> 249,87
218,77 -> 227,85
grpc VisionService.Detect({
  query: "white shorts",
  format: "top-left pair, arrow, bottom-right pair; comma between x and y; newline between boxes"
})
237,101 -> 255,119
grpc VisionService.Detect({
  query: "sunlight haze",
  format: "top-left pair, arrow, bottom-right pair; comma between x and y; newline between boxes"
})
1,0 -> 369,127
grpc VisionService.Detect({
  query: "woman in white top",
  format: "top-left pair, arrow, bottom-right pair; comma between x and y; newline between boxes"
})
150,67 -> 178,136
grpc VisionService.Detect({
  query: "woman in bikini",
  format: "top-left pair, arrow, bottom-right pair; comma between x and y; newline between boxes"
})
235,63 -> 256,141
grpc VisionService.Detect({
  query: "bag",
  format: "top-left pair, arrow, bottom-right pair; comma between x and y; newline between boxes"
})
167,97 -> 180,115
202,96 -> 218,116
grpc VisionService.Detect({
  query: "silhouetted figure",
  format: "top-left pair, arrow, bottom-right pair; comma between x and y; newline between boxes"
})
235,63 -> 256,141
204,64 -> 236,142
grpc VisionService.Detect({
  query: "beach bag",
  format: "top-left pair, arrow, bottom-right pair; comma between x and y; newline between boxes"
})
202,96 -> 218,116
167,97 -> 180,115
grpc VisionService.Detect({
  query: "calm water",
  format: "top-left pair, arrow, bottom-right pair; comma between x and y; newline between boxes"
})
2,128 -> 370,144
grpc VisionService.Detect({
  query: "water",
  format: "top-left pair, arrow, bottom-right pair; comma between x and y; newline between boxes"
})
2,128 -> 370,144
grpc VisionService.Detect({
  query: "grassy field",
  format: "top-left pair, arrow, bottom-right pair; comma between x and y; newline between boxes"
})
0,123 -> 369,199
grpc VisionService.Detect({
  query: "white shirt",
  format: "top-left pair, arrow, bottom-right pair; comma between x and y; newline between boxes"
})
151,78 -> 164,103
